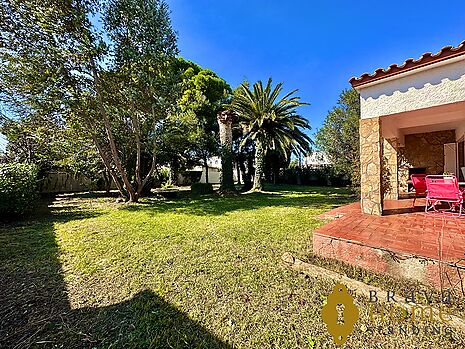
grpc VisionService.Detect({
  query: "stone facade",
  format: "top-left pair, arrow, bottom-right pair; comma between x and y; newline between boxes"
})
360,117 -> 383,215
397,130 -> 455,194
382,137 -> 399,200
361,125 -> 456,209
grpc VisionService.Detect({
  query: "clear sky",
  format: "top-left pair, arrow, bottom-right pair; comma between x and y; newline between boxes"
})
168,0 -> 465,135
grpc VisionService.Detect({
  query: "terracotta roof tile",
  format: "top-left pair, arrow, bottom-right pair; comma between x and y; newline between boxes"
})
349,40 -> 465,88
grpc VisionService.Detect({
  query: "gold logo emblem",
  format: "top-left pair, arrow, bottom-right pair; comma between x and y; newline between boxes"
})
322,283 -> 359,345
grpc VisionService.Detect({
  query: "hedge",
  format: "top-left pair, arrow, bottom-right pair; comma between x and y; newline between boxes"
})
0,163 -> 39,218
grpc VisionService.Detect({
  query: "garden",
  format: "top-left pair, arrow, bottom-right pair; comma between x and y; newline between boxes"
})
1,0 -> 465,348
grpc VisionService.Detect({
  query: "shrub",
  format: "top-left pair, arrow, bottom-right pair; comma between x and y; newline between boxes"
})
0,163 -> 39,218
280,166 -> 350,187
191,182 -> 214,195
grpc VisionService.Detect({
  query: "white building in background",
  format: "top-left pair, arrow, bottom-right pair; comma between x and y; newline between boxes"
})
192,156 -> 222,184
303,151 -> 331,168
194,156 -> 245,184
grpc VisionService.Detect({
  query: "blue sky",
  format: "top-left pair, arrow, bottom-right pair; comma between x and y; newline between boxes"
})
168,0 -> 465,135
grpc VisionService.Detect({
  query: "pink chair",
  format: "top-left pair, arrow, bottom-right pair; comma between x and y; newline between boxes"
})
411,174 -> 427,208
425,175 -> 465,216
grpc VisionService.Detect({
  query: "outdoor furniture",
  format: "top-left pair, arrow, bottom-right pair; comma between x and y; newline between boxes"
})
425,175 -> 465,216
410,174 -> 427,208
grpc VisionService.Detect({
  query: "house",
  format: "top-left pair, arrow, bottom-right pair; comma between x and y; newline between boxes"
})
193,156 -> 222,184
192,156 -> 243,184
303,151 -> 331,169
350,40 -> 465,215
312,40 -> 465,291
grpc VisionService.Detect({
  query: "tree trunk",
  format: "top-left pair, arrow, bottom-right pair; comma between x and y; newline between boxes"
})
204,157 -> 209,184
134,114 -> 142,190
103,170 -> 111,194
236,160 -> 241,185
136,105 -> 158,198
253,139 -> 265,191
90,61 -> 138,202
243,154 -> 254,191
238,155 -> 250,191
88,125 -> 126,198
217,111 -> 236,192
169,160 -> 178,186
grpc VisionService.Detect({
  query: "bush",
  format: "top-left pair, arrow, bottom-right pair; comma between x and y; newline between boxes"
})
280,166 -> 350,187
191,182 -> 214,195
0,163 -> 39,218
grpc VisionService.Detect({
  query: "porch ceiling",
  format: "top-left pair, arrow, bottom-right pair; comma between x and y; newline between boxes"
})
382,100 -> 465,141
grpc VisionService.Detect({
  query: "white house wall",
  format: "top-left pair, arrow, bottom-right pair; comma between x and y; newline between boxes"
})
359,58 -> 465,119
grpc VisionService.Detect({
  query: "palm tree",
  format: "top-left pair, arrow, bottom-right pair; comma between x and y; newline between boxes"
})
231,78 -> 311,191
217,110 -> 236,192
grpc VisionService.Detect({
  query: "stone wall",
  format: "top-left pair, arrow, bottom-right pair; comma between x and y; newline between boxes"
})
382,138 -> 399,200
360,117 -> 383,215
397,130 -> 455,194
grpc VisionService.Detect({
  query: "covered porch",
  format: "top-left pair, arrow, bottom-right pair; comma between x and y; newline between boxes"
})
313,41 -> 465,290
355,41 -> 465,215
380,100 -> 465,203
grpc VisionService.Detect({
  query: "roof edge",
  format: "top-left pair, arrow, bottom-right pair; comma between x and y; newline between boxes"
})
349,40 -> 465,88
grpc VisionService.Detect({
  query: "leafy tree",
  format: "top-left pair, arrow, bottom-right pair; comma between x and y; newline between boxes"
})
150,58 -> 230,185
231,79 -> 311,191
0,112 -> 104,185
315,89 -> 360,190
1,0 -> 179,202
97,0 -> 179,200
176,59 -> 231,183
0,113 -> 63,171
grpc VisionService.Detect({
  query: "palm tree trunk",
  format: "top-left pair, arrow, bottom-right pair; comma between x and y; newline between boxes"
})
217,111 -> 236,192
253,139 -> 265,191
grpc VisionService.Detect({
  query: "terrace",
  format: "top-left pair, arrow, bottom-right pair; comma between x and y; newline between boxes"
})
314,40 -> 465,292
314,199 -> 465,292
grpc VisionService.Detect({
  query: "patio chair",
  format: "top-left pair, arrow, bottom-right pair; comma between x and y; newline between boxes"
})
411,174 -> 427,208
425,175 -> 465,216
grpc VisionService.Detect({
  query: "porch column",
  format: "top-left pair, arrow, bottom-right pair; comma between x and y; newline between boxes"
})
360,117 -> 383,215
383,137 -> 399,200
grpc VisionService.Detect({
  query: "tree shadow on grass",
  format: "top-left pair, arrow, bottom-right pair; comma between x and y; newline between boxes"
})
0,198 -> 232,349
121,186 -> 354,217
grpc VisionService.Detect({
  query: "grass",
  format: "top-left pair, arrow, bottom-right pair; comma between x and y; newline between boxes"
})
0,185 -> 464,348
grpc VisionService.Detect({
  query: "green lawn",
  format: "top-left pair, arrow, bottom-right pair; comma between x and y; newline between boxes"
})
1,185 -> 464,348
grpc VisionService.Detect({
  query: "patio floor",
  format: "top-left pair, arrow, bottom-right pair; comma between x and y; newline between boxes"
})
313,199 -> 465,290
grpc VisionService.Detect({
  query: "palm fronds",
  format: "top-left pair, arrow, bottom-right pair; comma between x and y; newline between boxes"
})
231,78 -> 312,160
